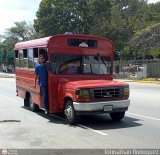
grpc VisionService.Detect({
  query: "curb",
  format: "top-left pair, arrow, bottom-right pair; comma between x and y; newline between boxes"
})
0,73 -> 15,78
114,79 -> 160,85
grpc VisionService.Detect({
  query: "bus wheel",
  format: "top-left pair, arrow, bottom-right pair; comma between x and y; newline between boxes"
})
64,100 -> 77,125
109,112 -> 125,121
24,93 -> 30,107
24,98 -> 29,107
29,95 -> 39,112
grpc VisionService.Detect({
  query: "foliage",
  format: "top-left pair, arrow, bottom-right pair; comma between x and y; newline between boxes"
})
34,0 -> 111,36
1,0 -> 160,63
0,50 -> 14,66
0,21 -> 37,66
6,21 -> 37,41
34,0 -> 160,60
129,23 -> 160,59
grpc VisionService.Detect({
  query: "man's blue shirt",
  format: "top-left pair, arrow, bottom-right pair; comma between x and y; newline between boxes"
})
35,64 -> 47,87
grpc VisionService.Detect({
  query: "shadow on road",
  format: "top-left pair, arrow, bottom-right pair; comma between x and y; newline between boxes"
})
22,107 -> 142,130
78,114 -> 142,130
22,107 -> 67,125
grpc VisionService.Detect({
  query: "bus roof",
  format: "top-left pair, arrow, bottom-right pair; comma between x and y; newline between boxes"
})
14,36 -> 51,50
14,34 -> 113,50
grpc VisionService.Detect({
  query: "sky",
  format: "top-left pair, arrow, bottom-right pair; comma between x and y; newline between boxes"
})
0,0 -> 159,35
148,0 -> 160,3
0,0 -> 41,35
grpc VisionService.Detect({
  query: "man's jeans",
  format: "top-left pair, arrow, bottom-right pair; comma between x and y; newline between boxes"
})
41,86 -> 48,110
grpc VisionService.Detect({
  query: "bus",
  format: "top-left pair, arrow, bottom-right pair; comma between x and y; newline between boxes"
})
14,34 -> 130,124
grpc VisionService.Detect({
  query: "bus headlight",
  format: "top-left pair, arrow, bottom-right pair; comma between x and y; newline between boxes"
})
76,89 -> 91,99
124,86 -> 129,96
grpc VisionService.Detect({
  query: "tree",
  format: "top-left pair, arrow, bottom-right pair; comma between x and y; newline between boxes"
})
126,1 -> 160,60
7,51 -> 14,66
34,0 -> 79,36
34,0 -> 160,60
89,0 -> 111,35
98,0 -> 146,60
1,21 -> 37,55
34,0 -> 111,37
0,21 -> 37,66
0,36 -> 18,66
128,23 -> 160,59
1,35 -> 19,52
7,21 -> 37,41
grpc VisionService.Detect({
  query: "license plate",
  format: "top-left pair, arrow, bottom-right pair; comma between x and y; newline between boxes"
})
104,105 -> 113,112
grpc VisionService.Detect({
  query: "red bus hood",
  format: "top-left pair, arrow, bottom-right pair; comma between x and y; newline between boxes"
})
65,79 -> 128,89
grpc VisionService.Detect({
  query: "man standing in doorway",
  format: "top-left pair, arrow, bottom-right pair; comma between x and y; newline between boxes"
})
34,54 -> 48,114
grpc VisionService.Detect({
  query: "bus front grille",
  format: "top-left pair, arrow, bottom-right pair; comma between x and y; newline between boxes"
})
92,87 -> 123,99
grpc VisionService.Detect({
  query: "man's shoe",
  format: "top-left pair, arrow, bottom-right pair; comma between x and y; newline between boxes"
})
45,110 -> 48,114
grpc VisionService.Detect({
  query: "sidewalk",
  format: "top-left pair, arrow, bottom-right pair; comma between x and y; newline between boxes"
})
0,72 -> 15,78
0,72 -> 159,85
114,78 -> 160,85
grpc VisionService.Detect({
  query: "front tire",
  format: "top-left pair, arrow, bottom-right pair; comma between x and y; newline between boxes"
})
64,100 -> 77,125
29,95 -> 39,112
109,112 -> 125,121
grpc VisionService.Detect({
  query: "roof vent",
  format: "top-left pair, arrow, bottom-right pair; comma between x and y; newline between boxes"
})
79,42 -> 88,47
64,32 -> 73,34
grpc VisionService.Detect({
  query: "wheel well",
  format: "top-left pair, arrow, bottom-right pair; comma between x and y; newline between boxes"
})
25,91 -> 30,100
63,97 -> 73,108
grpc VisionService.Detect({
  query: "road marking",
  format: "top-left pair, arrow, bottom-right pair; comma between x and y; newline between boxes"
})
0,94 -> 19,103
78,124 -> 108,136
50,114 -> 108,136
1,94 -> 108,136
127,112 -> 160,121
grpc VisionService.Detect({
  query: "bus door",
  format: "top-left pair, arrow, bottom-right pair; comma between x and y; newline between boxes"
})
46,53 -> 62,113
38,48 -> 48,109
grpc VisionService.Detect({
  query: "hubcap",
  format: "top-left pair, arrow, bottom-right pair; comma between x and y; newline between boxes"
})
65,105 -> 73,120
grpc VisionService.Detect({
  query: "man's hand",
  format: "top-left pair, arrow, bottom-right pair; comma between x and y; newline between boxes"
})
34,83 -> 36,89
34,74 -> 38,89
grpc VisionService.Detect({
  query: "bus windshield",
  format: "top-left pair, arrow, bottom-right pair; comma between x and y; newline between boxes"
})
50,54 -> 112,75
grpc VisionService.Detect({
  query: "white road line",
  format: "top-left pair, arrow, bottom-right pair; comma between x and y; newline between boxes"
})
127,112 -> 160,121
0,94 -> 19,103
78,124 -> 108,136
50,114 -> 108,136
1,95 -> 108,136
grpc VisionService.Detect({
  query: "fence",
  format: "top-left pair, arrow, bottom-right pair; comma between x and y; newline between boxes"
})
0,64 -> 15,73
113,60 -> 160,79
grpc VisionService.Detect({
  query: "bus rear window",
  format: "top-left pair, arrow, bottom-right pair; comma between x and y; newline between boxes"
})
23,49 -> 27,58
68,38 -> 98,48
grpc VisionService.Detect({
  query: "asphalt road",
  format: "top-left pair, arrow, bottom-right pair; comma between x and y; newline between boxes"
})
0,78 -> 160,151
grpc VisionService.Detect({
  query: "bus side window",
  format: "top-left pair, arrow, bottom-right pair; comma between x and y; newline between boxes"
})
23,49 -> 28,68
33,48 -> 38,68
19,50 -> 23,68
28,49 -> 34,69
15,50 -> 19,68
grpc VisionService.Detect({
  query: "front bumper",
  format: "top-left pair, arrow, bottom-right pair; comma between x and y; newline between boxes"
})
73,99 -> 130,114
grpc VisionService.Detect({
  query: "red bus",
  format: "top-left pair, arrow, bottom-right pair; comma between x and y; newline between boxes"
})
14,34 -> 130,124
